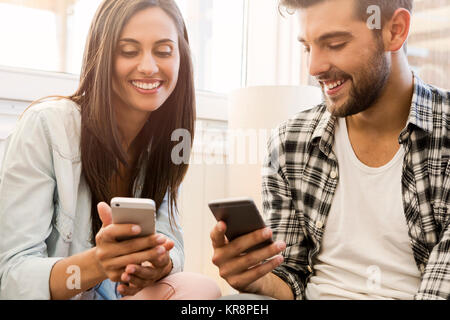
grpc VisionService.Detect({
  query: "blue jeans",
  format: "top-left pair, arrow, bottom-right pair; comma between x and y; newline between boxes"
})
72,279 -> 123,300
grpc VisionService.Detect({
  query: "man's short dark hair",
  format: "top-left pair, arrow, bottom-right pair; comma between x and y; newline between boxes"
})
280,0 -> 413,27
280,0 -> 413,53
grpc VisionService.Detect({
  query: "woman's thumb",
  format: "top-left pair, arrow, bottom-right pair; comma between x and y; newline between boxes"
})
97,202 -> 112,227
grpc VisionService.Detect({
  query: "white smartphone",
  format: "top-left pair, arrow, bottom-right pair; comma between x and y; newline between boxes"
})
208,197 -> 273,253
111,197 -> 156,241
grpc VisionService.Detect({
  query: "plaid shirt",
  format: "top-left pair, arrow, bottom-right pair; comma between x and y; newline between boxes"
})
262,74 -> 450,300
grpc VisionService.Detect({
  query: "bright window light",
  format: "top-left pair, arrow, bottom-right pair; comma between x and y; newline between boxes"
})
0,0 -> 245,94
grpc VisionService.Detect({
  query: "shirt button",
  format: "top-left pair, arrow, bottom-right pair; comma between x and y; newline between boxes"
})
330,171 -> 338,179
419,264 -> 425,273
316,221 -> 324,229
307,265 -> 313,273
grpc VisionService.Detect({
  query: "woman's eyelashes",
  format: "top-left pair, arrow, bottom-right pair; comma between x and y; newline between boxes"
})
119,45 -> 173,58
155,49 -> 173,57
121,50 -> 139,57
155,44 -> 174,57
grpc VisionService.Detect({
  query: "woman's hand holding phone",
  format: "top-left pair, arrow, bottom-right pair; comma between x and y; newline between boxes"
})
94,202 -> 174,297
117,239 -> 174,297
210,221 -> 286,295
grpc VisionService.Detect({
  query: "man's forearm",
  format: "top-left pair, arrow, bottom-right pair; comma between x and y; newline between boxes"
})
256,272 -> 294,300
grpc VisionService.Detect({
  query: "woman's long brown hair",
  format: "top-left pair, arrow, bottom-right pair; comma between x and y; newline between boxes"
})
69,0 -> 195,244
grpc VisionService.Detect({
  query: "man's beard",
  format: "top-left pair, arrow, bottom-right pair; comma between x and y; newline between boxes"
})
322,39 -> 391,118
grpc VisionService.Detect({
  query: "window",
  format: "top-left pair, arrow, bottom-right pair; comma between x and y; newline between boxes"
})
0,0 -> 246,94
177,0 -> 246,93
0,0 -> 102,74
408,0 -> 450,89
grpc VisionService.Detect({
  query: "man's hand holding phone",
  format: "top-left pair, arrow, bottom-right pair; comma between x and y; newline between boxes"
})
210,221 -> 286,296
94,202 -> 174,297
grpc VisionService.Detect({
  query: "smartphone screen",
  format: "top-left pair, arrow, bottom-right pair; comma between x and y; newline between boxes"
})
209,198 -> 273,252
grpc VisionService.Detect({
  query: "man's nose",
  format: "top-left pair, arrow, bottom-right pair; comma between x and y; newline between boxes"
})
307,48 -> 331,78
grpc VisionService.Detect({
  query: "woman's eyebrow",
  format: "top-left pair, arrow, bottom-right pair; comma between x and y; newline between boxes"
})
118,38 -> 176,45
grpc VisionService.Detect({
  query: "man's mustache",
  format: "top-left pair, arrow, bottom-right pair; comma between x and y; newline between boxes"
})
316,70 -> 352,83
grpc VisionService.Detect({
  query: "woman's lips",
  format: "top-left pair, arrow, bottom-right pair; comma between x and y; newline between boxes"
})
130,80 -> 163,94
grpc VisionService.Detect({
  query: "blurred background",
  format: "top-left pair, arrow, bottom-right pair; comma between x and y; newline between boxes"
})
0,0 -> 448,296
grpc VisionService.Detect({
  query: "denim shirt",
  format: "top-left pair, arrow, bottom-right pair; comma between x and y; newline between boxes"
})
0,99 -> 184,300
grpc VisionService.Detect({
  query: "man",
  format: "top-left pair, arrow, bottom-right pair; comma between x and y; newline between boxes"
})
210,0 -> 449,300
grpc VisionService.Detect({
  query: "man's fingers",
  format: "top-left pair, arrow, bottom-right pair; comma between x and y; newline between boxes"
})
212,227 -> 275,267
219,240 -> 286,279
210,221 -> 228,249
231,227 -> 273,254
227,255 -> 284,291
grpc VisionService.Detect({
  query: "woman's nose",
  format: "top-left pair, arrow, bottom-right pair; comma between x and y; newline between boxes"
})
137,53 -> 159,75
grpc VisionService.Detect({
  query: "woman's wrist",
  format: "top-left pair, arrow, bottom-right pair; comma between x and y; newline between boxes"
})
90,247 -> 108,281
50,248 -> 108,300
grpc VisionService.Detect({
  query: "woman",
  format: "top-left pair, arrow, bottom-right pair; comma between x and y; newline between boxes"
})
0,0 -> 221,300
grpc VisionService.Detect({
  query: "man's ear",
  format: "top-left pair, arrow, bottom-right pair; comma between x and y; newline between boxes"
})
382,8 -> 411,53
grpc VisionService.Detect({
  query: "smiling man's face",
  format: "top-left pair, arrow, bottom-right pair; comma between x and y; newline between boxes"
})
298,0 -> 391,117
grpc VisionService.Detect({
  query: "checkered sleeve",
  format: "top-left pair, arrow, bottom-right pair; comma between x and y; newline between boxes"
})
415,219 -> 450,300
262,122 -> 309,300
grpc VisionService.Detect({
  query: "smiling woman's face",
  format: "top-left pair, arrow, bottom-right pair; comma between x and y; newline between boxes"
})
112,6 -> 180,116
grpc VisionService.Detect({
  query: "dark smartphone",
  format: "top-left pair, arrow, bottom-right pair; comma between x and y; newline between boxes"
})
208,197 -> 273,253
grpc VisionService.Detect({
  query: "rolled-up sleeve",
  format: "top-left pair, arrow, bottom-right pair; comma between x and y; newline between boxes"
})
262,123 -> 309,300
155,192 -> 185,275
415,220 -> 450,300
0,110 -> 62,300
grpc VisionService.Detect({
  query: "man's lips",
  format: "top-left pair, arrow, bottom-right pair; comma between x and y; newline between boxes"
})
319,78 -> 350,96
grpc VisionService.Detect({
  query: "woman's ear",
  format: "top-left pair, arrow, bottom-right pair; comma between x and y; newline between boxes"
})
383,8 -> 411,53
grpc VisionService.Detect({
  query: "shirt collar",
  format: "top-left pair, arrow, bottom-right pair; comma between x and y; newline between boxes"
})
310,105 -> 336,157
404,72 -> 434,135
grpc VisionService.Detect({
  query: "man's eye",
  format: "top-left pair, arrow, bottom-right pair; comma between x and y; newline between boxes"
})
328,43 -> 347,50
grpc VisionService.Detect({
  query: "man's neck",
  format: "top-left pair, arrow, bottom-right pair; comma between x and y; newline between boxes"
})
346,53 -> 414,139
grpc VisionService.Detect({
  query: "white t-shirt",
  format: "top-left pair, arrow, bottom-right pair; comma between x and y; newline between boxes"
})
305,117 -> 421,300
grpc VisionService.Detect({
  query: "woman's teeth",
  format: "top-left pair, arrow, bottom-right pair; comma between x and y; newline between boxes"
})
325,79 -> 345,90
132,81 -> 161,90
